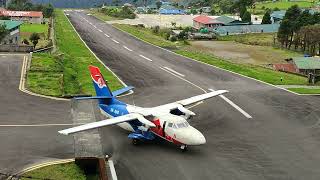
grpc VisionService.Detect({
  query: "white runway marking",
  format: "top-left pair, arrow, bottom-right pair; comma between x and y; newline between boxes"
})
104,33 -> 110,37
209,89 -> 252,119
0,123 -> 85,127
139,55 -> 153,62
163,67 -> 185,77
123,46 -> 133,52
159,67 -> 206,92
98,29 -> 103,32
112,39 -> 119,44
93,25 -> 97,28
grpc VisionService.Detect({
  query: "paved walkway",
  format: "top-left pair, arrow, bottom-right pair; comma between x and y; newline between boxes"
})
277,85 -> 320,89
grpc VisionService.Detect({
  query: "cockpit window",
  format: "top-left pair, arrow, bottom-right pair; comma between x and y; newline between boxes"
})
168,123 -> 173,127
176,122 -> 189,128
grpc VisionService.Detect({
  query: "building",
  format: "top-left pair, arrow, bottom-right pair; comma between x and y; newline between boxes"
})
292,57 -> 320,75
0,20 -> 22,44
270,10 -> 286,24
213,24 -> 280,36
0,11 -> 43,24
159,5 -> 185,15
193,15 -> 224,30
215,15 -> 245,25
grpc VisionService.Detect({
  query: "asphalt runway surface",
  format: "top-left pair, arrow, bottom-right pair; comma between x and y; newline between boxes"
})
0,54 -> 73,178
67,11 -> 320,180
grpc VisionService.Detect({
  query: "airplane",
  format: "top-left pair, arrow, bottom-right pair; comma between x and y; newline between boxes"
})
59,65 -> 228,151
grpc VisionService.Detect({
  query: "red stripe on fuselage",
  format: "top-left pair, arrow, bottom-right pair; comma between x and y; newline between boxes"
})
150,119 -> 183,145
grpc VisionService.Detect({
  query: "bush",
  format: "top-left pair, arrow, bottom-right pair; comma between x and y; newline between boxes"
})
22,38 -> 29,45
152,26 -> 160,34
170,36 -> 177,42
101,6 -> 136,19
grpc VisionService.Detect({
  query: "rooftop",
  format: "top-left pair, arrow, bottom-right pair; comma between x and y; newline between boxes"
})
215,15 -> 237,24
0,11 -> 43,18
0,20 -> 23,30
271,10 -> 286,20
293,57 -> 320,69
193,15 -> 223,24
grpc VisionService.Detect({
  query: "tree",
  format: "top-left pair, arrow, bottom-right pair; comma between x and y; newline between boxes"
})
29,33 -> 40,48
43,4 -> 54,18
242,11 -> 251,23
0,24 -> 8,42
262,10 -> 272,24
156,1 -> 162,9
239,6 -> 247,19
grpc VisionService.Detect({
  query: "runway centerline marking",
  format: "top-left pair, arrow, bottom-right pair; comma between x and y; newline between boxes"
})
104,33 -> 110,37
163,67 -> 185,77
0,123 -> 85,127
139,55 -> 153,62
123,46 -> 133,52
93,25 -> 97,28
112,39 -> 119,44
209,89 -> 252,119
98,29 -> 103,32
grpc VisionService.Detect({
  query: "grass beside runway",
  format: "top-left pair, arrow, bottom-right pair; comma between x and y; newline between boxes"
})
27,53 -> 63,96
26,10 -> 123,97
21,162 -> 87,180
88,9 -> 123,21
113,24 -> 308,86
287,88 -> 320,95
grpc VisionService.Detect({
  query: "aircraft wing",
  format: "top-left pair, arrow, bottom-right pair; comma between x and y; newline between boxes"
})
137,90 -> 228,116
59,113 -> 155,135
177,90 -> 228,106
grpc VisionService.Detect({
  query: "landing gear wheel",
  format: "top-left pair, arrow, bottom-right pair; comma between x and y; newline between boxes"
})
180,145 -> 188,152
132,138 -> 139,145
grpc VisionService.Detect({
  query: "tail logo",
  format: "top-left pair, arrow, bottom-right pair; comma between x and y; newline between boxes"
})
97,77 -> 106,88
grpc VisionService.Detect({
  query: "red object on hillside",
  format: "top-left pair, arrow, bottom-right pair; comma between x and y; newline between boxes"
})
273,63 -> 297,73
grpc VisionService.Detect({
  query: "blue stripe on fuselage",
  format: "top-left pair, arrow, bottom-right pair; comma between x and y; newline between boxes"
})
99,98 -> 142,131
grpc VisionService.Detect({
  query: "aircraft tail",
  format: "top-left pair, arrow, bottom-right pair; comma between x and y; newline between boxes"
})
89,65 -> 113,97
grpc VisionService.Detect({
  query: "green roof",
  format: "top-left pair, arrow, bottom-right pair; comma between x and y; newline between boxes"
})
293,57 -> 320,69
0,20 -> 23,30
215,16 -> 237,24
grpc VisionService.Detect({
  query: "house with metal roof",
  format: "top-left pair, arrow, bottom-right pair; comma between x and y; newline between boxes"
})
193,15 -> 224,30
270,10 -> 286,24
159,5 -> 185,15
292,57 -> 320,75
0,20 -> 23,44
213,24 -> 280,36
215,15 -> 245,25
0,11 -> 44,24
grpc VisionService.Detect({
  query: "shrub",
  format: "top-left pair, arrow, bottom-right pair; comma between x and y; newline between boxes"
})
152,26 -> 160,34
22,38 -> 29,45
170,36 -> 177,42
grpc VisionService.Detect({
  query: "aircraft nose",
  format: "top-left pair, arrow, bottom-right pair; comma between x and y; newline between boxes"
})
186,127 -> 206,145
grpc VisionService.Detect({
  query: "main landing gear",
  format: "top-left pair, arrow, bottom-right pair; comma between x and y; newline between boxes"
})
180,145 -> 188,152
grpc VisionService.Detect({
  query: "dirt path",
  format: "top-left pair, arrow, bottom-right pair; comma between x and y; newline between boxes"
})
189,41 -> 301,65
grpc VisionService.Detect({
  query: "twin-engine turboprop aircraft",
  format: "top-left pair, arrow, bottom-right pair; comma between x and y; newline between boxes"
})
59,66 -> 228,151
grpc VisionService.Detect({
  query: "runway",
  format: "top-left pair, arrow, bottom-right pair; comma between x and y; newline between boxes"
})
67,11 -> 320,180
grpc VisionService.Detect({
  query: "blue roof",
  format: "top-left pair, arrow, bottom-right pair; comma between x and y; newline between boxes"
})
214,24 -> 280,36
159,9 -> 185,14
271,10 -> 286,20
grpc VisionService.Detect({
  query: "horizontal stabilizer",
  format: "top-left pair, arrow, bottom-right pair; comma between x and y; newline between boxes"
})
112,86 -> 134,97
74,96 -> 112,100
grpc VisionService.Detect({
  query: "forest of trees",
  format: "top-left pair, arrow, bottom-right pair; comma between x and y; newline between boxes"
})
277,5 -> 320,55
8,0 -> 54,18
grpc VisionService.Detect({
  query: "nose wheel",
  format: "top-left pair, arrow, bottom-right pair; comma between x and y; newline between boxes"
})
132,138 -> 140,145
180,145 -> 188,152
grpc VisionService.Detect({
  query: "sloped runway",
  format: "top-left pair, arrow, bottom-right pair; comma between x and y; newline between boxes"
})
67,11 -> 320,180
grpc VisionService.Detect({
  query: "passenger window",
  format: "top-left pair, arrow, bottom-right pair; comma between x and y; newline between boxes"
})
168,123 -> 173,127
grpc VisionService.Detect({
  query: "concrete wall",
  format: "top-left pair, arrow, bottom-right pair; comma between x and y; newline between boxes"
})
0,44 -> 33,52
10,16 -> 43,24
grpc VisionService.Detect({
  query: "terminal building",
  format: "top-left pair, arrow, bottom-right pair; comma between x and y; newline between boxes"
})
0,10 -> 43,24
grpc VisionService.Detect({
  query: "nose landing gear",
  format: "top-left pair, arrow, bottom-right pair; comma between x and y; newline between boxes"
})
132,138 -> 140,145
180,145 -> 188,152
